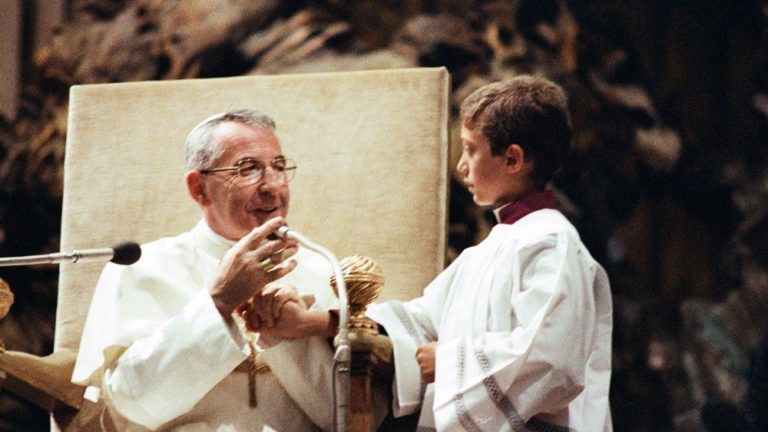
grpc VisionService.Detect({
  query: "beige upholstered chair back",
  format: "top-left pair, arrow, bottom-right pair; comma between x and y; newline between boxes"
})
55,68 -> 449,355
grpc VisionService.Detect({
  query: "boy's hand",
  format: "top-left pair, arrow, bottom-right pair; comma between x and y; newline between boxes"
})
416,342 -> 438,383
237,283 -> 303,331
257,300 -> 308,340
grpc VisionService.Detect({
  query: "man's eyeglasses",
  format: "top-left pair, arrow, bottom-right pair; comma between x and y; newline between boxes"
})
200,157 -> 297,184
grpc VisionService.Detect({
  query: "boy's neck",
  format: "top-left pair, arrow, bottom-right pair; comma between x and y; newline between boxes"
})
497,181 -> 545,206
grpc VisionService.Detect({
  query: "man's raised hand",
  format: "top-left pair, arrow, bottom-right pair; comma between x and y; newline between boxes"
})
209,217 -> 297,319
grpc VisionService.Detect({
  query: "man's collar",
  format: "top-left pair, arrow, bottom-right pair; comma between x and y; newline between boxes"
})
493,190 -> 558,225
193,219 -> 236,259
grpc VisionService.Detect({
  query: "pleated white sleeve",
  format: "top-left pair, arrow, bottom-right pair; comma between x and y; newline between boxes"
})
72,239 -> 250,430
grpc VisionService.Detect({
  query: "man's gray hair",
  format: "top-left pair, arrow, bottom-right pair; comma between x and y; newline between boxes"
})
184,109 -> 277,170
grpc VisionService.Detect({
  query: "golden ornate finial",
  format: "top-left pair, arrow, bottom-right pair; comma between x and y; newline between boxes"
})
0,277 -> 13,320
330,255 -> 384,335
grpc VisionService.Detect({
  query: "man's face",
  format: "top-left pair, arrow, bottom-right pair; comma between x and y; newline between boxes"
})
457,124 -> 511,206
199,121 -> 290,240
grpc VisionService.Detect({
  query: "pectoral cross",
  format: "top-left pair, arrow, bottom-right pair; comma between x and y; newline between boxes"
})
248,341 -> 257,407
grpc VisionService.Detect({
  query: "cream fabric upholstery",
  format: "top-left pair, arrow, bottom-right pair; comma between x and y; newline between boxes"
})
55,68 -> 449,358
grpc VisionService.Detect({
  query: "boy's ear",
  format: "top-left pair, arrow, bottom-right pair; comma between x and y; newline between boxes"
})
504,144 -> 527,174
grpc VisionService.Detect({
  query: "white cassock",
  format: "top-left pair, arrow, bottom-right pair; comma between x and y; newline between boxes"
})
73,220 -> 338,431
367,209 -> 613,432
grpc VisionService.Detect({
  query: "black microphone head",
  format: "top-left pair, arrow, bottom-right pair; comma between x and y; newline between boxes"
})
111,241 -> 142,265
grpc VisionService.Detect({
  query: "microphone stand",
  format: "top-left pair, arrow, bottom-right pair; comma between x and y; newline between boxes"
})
0,242 -> 141,267
277,228 -> 349,432
0,248 -> 120,266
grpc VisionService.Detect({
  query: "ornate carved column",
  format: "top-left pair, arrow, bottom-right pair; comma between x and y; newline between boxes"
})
331,255 -> 393,432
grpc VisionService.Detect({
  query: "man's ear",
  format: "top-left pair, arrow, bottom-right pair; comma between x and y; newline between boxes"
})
504,144 -> 527,174
186,170 -> 208,206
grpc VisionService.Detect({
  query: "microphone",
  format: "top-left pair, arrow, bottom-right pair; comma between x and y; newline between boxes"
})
271,224 -> 350,432
0,241 -> 142,267
273,225 -> 305,244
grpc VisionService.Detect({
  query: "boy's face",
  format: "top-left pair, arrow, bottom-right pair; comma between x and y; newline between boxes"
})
457,124 -> 516,206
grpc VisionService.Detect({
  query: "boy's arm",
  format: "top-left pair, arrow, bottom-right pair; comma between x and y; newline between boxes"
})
365,258 -> 461,418
432,233 -> 612,431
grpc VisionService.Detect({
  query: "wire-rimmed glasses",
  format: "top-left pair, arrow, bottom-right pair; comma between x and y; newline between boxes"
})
200,156 -> 297,184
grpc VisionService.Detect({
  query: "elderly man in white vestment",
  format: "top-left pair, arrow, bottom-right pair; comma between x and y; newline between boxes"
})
363,76 -> 613,431
72,110 -> 341,431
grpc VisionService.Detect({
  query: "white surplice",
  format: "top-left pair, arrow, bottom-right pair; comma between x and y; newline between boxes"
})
367,209 -> 613,432
72,220 -> 338,431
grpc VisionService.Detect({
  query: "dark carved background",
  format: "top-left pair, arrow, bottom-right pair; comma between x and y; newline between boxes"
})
1,1 -> 767,431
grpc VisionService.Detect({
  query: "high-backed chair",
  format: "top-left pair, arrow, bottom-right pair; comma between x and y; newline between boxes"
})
47,68 -> 449,430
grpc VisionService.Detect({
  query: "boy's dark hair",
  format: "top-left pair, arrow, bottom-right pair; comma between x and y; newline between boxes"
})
460,75 -> 572,184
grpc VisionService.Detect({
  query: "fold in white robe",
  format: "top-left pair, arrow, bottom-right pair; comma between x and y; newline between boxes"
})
72,220 -> 338,431
367,209 -> 613,431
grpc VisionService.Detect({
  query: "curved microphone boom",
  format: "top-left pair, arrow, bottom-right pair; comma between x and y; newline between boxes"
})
0,241 -> 142,267
274,225 -> 350,432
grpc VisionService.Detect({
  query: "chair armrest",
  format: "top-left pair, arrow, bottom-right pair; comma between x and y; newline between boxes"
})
0,349 -> 84,411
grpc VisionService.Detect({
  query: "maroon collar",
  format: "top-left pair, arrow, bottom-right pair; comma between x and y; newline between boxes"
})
495,190 -> 558,225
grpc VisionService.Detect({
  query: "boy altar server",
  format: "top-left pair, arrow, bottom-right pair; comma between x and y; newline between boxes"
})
365,75 -> 613,431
